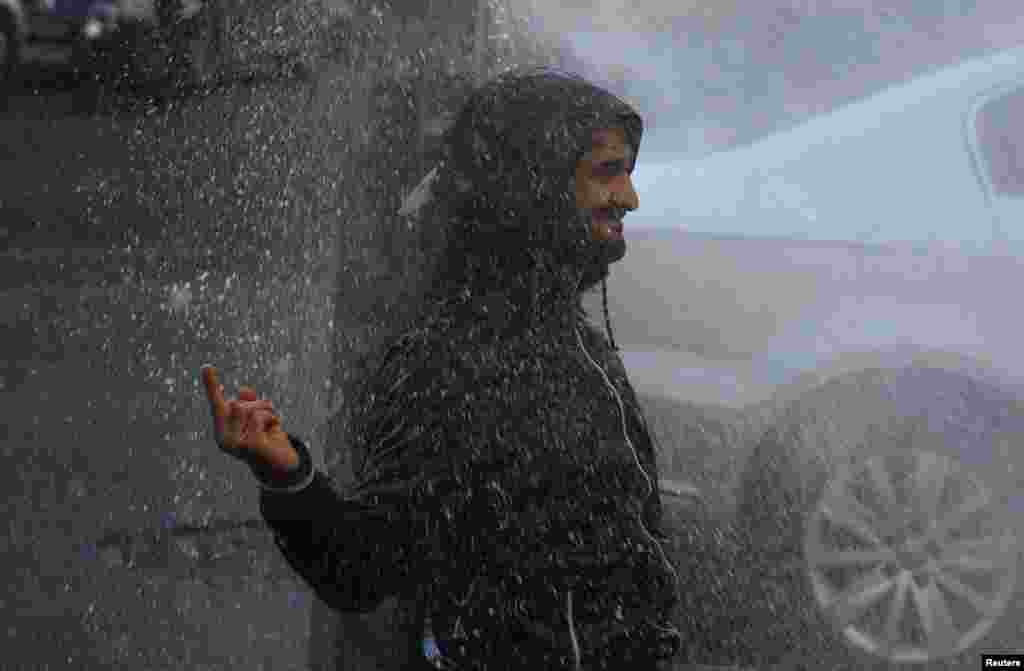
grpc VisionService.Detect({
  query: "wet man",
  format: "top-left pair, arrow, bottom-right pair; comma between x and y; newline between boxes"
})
202,68 -> 681,669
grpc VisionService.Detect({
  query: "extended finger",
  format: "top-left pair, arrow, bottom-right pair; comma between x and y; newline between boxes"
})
201,365 -> 224,411
201,365 -> 228,437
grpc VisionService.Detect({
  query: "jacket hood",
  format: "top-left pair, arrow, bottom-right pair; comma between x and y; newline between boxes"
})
413,67 -> 644,339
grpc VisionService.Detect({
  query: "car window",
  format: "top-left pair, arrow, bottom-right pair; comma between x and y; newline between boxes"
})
975,86 -> 1024,196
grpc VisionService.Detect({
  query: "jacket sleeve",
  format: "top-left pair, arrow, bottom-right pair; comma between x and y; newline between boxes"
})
257,434 -> 416,613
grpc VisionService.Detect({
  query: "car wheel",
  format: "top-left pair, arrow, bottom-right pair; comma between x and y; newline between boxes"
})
0,11 -> 19,85
120,20 -> 170,89
804,449 -> 1018,663
736,365 -> 1024,668
162,0 -> 227,88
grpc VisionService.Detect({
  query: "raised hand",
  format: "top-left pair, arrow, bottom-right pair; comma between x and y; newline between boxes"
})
201,364 -> 299,477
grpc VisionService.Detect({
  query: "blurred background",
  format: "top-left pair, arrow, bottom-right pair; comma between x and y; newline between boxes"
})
2,1 -> 1023,669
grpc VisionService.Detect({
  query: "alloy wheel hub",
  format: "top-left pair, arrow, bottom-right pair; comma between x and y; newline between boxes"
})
804,449 -> 1017,663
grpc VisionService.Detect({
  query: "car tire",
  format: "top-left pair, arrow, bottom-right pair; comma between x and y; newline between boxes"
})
734,366 -> 1024,668
0,10 -> 19,86
731,419 -> 831,667
802,447 -> 1017,664
116,20 -> 168,91
161,0 -> 227,89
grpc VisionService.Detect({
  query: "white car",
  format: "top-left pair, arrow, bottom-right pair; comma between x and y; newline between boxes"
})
604,45 -> 1024,668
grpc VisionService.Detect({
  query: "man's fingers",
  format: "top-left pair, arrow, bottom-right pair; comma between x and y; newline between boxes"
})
201,364 -> 226,424
228,401 -> 276,439
201,366 -> 278,453
250,408 -> 277,433
236,408 -> 280,448
201,365 -> 221,403
238,400 -> 275,412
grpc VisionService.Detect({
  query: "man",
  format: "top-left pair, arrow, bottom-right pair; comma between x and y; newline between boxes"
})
202,67 -> 681,669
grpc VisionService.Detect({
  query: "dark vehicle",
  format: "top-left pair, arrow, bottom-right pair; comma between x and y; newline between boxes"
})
0,0 -> 120,80
0,0 -> 225,86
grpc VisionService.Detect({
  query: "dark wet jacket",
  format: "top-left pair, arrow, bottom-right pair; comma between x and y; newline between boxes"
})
259,68 -> 681,670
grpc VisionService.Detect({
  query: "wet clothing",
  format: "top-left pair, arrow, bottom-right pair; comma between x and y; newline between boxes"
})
259,68 -> 681,669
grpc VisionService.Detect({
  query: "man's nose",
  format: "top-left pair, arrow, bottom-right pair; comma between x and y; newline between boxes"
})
617,175 -> 639,212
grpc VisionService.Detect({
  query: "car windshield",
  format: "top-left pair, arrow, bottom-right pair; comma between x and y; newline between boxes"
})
3,3 -> 1022,670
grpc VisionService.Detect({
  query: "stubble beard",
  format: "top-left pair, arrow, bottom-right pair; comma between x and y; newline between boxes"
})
578,236 -> 625,293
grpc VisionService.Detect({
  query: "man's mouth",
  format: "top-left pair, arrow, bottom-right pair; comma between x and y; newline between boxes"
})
598,219 -> 623,239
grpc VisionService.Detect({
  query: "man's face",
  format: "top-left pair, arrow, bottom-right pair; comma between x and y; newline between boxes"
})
574,126 -> 638,267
